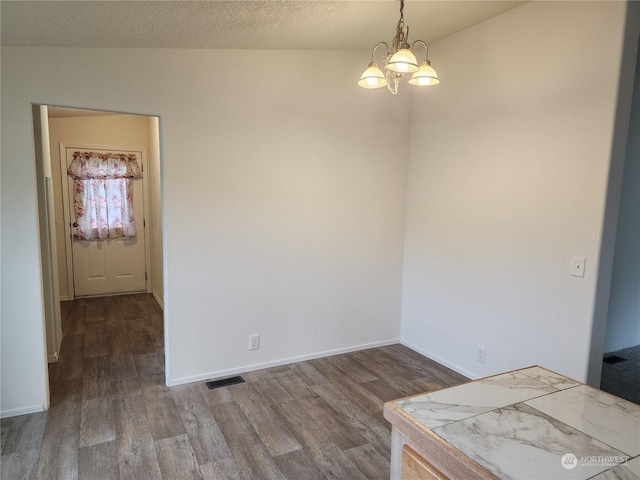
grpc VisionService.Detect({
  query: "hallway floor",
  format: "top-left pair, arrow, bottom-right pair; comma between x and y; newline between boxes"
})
601,344 -> 640,406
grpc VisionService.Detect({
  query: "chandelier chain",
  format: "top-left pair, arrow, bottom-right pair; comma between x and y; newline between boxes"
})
394,0 -> 406,53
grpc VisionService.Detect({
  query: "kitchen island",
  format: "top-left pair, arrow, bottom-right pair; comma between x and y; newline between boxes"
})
384,366 -> 640,479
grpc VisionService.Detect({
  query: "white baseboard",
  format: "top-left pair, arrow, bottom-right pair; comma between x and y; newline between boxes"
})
167,338 -> 400,387
400,340 -> 479,380
47,352 -> 59,363
1,404 -> 47,419
152,289 -> 164,310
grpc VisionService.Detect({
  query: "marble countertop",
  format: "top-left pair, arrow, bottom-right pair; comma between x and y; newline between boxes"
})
389,366 -> 640,480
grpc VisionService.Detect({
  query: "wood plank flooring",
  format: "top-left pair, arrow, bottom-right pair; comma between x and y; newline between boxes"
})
1,294 -> 468,480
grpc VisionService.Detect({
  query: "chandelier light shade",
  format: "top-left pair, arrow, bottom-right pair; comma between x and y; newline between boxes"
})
386,48 -> 419,73
358,61 -> 388,89
358,0 -> 439,94
408,60 -> 440,86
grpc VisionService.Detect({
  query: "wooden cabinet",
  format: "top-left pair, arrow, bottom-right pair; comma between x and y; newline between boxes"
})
386,422 -> 495,480
401,445 -> 448,480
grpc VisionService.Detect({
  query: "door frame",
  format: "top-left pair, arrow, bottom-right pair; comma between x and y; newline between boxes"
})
59,143 -> 152,299
33,105 -> 64,368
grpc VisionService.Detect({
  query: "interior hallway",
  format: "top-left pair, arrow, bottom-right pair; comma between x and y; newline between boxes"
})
601,344 -> 640,406
1,294 -> 468,480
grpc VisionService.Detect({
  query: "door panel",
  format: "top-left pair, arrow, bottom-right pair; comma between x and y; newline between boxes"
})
66,147 -> 146,296
86,241 -> 107,280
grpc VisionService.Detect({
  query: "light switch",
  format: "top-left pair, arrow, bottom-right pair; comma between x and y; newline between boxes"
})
570,256 -> 586,277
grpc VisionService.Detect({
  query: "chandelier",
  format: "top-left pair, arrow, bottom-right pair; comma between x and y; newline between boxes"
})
358,0 -> 439,94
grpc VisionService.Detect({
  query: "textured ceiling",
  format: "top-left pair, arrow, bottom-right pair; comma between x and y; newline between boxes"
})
1,1 -> 525,50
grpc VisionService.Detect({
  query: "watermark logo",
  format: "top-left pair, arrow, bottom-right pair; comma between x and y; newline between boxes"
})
561,453 -> 629,470
561,453 -> 577,470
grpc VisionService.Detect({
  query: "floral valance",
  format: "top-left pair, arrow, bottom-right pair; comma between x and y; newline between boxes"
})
67,151 -> 141,180
67,151 -> 141,240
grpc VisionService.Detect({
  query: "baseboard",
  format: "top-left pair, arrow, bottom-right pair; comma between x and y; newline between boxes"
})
152,289 -> 164,310
167,338 -> 400,387
400,340 -> 479,380
47,352 -> 59,363
59,295 -> 71,302
1,404 -> 47,419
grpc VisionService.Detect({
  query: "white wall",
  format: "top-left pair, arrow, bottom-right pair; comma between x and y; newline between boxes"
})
148,117 -> 164,307
605,40 -> 640,353
401,1 -> 636,382
1,48 -> 409,414
48,114 -> 152,300
1,110 -> 50,417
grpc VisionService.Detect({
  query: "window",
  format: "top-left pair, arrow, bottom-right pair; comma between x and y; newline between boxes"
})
67,151 -> 141,240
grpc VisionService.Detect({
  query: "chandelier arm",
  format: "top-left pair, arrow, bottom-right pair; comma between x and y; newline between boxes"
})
372,41 -> 390,63
411,40 -> 429,61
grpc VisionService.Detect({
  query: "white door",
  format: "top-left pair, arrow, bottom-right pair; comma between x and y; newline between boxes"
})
65,147 -> 146,297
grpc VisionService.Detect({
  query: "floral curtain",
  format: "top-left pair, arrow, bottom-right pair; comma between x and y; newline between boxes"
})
67,152 -> 141,240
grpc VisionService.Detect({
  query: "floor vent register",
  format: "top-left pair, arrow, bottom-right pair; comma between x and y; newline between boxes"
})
205,376 -> 245,389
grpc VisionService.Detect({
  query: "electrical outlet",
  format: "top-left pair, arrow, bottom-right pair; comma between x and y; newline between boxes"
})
477,345 -> 487,363
249,334 -> 260,351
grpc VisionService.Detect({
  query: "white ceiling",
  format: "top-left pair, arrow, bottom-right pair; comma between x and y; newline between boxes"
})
1,1 -> 525,51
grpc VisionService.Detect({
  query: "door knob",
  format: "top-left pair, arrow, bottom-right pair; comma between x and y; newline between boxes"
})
73,222 -> 78,227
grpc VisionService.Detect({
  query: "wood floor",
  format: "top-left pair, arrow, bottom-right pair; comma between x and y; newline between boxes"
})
1,294 -> 468,480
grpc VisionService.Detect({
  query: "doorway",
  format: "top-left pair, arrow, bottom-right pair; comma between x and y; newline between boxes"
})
598,37 -> 640,405
35,105 -> 164,372
590,31 -> 640,402
61,146 -> 149,297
